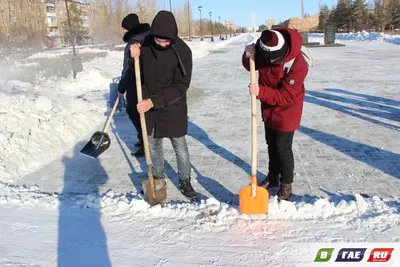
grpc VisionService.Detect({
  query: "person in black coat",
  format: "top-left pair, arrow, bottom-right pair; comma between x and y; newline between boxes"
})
118,13 -> 150,157
129,11 -> 197,200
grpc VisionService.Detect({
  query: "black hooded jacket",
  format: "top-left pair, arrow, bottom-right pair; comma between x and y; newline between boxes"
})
138,11 -> 193,138
118,23 -> 150,100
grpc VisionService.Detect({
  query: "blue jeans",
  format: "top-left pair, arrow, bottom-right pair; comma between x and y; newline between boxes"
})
148,134 -> 191,181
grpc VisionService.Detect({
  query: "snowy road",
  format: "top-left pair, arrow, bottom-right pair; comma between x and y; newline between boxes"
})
1,34 -> 399,266
16,34 -> 400,200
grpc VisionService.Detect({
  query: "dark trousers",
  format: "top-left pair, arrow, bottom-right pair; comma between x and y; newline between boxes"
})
264,125 -> 295,184
126,94 -> 142,143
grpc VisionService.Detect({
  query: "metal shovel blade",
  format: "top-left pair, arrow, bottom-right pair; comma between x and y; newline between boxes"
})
80,131 -> 111,159
142,178 -> 167,206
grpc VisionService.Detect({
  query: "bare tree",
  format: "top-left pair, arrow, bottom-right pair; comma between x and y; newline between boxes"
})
88,0 -> 127,44
115,0 -> 130,38
0,0 -> 47,48
135,0 -> 158,24
0,0 -> 202,48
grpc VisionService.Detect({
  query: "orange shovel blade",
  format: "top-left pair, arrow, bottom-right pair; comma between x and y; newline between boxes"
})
239,176 -> 269,214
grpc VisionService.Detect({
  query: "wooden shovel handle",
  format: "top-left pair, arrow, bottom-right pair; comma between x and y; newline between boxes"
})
102,96 -> 119,132
134,56 -> 155,189
250,56 -> 257,177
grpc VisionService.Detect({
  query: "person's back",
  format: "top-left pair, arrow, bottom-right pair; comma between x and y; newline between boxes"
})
118,13 -> 150,157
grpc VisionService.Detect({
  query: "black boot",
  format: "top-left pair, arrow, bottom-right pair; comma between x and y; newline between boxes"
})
277,183 -> 292,200
134,140 -> 143,147
259,173 -> 280,189
131,146 -> 144,157
179,178 -> 198,200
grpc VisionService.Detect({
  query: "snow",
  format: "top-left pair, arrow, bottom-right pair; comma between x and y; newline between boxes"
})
27,46 -> 107,60
1,181 -> 398,225
310,31 -> 400,45
0,32 -> 399,266
35,96 -> 53,111
186,36 -> 242,59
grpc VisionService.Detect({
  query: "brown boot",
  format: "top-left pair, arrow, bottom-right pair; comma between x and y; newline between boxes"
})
277,183 -> 292,200
259,173 -> 280,189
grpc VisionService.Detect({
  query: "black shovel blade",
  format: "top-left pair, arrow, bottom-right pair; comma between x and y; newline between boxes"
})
80,131 -> 111,158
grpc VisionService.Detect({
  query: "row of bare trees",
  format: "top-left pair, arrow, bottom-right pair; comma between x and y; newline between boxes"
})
88,0 -> 235,44
0,0 -> 237,49
318,0 -> 400,32
0,0 -> 47,48
86,0 -> 159,44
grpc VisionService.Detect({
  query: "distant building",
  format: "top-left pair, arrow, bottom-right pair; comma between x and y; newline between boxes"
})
265,19 -> 276,30
44,0 -> 92,46
45,0 -> 58,39
224,20 -> 237,31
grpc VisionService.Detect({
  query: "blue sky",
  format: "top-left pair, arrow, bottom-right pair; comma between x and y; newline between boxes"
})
155,0 -> 338,27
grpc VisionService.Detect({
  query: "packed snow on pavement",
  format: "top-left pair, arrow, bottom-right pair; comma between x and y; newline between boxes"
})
0,33 -> 399,266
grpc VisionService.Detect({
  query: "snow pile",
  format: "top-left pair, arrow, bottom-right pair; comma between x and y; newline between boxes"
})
187,41 -> 219,59
0,52 -> 118,182
0,82 -> 106,182
28,47 -> 107,60
187,35 -> 243,59
310,31 -> 400,45
1,181 -> 398,232
0,182 -> 59,206
0,37 -> 246,183
111,35 -> 244,60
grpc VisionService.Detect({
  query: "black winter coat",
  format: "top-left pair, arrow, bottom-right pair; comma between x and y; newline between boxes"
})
138,11 -> 193,138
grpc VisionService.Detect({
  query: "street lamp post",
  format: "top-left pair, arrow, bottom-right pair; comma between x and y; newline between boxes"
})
198,6 -> 203,41
225,20 -> 228,39
64,0 -> 76,56
188,0 -> 191,41
209,11 -> 214,42
218,16 -> 222,40
64,0 -> 82,79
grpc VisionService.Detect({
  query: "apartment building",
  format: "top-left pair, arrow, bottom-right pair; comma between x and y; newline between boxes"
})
265,19 -> 276,30
224,20 -> 237,31
45,0 -> 92,45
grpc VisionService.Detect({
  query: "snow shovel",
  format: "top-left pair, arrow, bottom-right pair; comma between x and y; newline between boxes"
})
239,56 -> 269,215
134,56 -> 167,206
80,97 -> 119,158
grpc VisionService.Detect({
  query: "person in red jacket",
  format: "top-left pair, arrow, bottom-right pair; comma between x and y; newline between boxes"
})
242,28 -> 309,200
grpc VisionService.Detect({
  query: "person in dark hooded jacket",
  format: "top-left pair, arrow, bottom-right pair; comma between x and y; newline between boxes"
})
118,13 -> 150,157
129,11 -> 197,200
242,29 -> 309,200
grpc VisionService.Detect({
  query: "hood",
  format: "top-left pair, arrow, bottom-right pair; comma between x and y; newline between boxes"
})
123,23 -> 150,43
150,11 -> 178,40
274,28 -> 303,63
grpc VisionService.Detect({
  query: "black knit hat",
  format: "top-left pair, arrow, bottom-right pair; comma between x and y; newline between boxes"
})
121,13 -> 140,31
